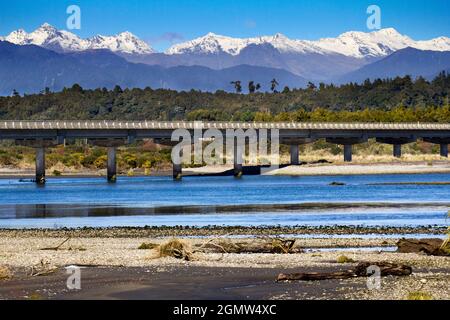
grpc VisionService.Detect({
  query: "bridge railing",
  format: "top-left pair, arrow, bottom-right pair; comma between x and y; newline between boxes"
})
1,120 -> 450,130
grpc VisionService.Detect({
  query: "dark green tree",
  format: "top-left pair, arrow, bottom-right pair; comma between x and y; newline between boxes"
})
307,82 -> 317,90
113,85 -> 123,94
248,81 -> 256,94
230,81 -> 242,93
270,78 -> 279,92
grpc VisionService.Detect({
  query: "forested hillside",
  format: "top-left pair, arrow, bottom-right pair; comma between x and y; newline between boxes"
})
0,72 -> 449,122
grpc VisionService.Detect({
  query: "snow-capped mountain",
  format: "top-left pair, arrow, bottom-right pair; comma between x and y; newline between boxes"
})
87,31 -> 154,54
166,32 -> 329,56
3,24 -> 448,59
167,28 -> 450,58
0,23 -> 154,54
1,24 -> 449,83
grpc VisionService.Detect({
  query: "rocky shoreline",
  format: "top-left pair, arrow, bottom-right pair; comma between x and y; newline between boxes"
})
0,225 -> 446,238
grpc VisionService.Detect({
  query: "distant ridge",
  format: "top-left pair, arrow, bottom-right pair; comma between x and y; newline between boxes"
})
0,41 -> 307,95
338,47 -> 450,83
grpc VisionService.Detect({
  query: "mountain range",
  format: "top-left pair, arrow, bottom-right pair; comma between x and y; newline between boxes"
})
0,41 -> 308,95
0,23 -> 154,55
0,23 -> 449,95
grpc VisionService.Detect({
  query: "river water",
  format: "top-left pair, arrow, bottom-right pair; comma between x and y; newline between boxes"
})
0,173 -> 449,229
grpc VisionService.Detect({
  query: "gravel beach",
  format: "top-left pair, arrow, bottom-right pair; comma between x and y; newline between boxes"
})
0,227 -> 448,300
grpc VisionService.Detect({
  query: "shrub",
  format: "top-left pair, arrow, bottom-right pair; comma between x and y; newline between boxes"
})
93,155 -> 107,169
407,291 -> 433,300
337,255 -> 355,263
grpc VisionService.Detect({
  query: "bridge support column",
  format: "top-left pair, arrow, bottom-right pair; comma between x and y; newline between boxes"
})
290,145 -> 299,166
282,138 -> 316,166
344,145 -> 352,162
326,137 -> 367,163
376,137 -> 416,159
89,139 -> 128,183
173,162 -> 182,180
15,138 -> 62,184
153,139 -> 186,180
441,144 -> 449,158
35,147 -> 46,184
393,144 -> 402,158
173,149 -> 183,181
107,147 -> 117,183
422,138 -> 450,158
234,140 -> 243,178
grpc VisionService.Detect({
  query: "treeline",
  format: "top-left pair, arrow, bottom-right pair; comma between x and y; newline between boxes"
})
0,73 -> 449,122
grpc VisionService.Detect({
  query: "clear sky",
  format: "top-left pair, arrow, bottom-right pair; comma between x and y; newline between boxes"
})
0,0 -> 449,52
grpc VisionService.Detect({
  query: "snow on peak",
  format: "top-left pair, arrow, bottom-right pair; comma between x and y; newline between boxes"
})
4,29 -> 29,44
414,36 -> 450,52
167,28 -> 450,58
166,32 -> 249,55
314,28 -> 415,58
166,32 -> 318,55
2,23 -> 154,54
89,31 -> 154,54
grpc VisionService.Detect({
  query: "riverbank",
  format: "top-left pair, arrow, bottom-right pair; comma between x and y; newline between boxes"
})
0,227 -> 448,300
268,162 -> 450,176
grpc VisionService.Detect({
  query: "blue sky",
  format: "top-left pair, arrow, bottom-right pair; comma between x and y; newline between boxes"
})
0,0 -> 448,51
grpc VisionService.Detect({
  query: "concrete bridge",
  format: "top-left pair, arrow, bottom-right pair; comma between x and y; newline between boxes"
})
0,120 -> 449,183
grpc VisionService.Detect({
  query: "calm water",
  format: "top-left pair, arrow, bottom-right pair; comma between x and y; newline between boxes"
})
0,174 -> 449,228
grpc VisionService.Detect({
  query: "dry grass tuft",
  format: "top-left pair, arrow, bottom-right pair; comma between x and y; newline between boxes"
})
138,242 -> 159,250
0,265 -> 12,280
158,239 -> 193,261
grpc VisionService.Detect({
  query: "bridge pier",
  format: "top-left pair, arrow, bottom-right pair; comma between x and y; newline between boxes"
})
154,139 -> 186,180
35,147 -> 46,184
422,138 -> 450,158
441,144 -> 449,158
282,138 -> 316,166
344,145 -> 353,162
290,145 -> 299,166
89,139 -> 128,182
377,137 -> 417,158
326,138 -> 367,163
107,147 -> 117,183
15,139 -> 62,184
173,149 -> 183,181
376,137 -> 416,158
393,144 -> 402,158
173,162 -> 182,180
234,139 -> 243,178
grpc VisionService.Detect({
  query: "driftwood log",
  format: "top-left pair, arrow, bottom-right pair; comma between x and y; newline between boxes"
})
199,239 -> 302,254
277,262 -> 412,282
396,238 -> 449,256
